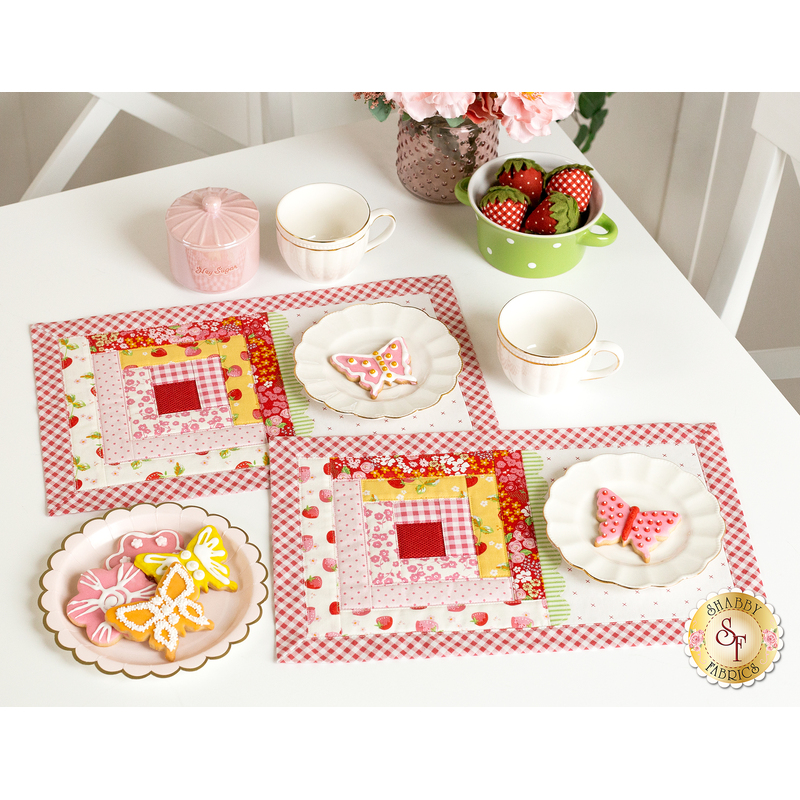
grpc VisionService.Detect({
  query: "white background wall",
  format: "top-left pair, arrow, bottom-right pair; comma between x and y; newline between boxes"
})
3,92 -> 798,410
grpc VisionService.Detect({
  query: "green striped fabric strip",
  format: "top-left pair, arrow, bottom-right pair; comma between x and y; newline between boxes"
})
522,450 -> 570,625
267,311 -> 315,437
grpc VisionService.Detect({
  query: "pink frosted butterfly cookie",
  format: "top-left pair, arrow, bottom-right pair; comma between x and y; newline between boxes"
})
330,336 -> 417,399
594,488 -> 681,564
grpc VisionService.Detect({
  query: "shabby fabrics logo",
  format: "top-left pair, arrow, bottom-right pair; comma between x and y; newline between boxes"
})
684,589 -> 783,687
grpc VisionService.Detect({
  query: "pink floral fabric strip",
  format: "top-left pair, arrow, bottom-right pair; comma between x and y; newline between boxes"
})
370,577 -> 514,610
130,419 -> 261,460
333,480 -> 372,610
92,350 -> 133,464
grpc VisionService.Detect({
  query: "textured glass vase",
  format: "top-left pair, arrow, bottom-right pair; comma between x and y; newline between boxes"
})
396,115 -> 500,204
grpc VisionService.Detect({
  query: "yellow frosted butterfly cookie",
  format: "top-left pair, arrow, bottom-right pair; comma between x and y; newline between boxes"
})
134,524 -> 238,592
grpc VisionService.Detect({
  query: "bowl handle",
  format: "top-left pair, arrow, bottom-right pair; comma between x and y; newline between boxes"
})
455,177 -> 472,206
577,213 -> 618,247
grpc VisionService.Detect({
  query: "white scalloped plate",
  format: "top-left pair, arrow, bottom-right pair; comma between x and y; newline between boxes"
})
543,454 -> 726,588
293,302 -> 463,419
39,503 -> 268,678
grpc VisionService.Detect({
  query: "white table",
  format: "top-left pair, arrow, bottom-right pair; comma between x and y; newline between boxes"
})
3,117 -> 797,707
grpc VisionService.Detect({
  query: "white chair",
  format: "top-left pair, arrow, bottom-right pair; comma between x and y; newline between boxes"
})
21,92 -> 295,202
705,92 -> 800,379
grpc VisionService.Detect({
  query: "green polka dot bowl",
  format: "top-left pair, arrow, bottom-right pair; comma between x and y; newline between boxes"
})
455,152 -> 617,278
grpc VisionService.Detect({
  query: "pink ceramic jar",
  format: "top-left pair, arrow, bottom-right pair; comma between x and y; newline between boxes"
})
165,187 -> 260,293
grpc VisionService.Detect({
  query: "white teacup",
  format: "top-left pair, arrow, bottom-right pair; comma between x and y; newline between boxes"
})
276,183 -> 396,283
497,291 -> 623,396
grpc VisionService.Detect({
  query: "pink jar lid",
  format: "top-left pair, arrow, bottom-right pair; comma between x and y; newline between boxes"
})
166,187 -> 259,249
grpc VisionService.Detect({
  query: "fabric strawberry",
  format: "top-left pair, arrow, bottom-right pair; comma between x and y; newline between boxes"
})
523,191 -> 580,235
479,186 -> 529,231
545,164 -> 594,212
496,158 -> 545,201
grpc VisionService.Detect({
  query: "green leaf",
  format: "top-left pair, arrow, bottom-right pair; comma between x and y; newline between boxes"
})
505,533 -> 514,543
79,372 -> 94,379
72,400 -> 86,409
76,462 -> 91,471
573,124 -> 590,150
87,432 -> 102,440
578,92 -> 606,118
521,549 -> 532,556
66,394 -> 75,404
66,343 -> 79,350
589,107 -> 608,135
445,116 -> 466,127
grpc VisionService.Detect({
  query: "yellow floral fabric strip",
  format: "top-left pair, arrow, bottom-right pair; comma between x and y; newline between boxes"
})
218,335 -> 259,426
118,342 -> 216,368
466,474 -> 510,578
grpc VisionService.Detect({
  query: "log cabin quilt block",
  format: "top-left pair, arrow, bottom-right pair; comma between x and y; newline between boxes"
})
30,275 -> 497,515
270,422 -> 764,663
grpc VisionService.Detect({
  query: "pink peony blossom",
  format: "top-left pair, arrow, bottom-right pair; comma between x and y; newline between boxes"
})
384,92 -> 476,122
494,92 -> 576,142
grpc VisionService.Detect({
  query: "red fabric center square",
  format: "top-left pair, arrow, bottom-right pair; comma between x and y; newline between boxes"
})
153,380 -> 202,415
396,521 -> 447,559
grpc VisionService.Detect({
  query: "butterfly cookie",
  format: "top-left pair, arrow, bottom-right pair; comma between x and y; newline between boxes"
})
133,524 -> 237,592
594,488 -> 681,563
330,336 -> 417,399
106,560 -> 213,661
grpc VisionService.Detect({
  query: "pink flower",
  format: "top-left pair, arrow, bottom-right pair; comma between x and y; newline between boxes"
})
466,92 -> 497,123
763,629 -> 779,650
384,92 -> 475,121
689,630 -> 705,651
494,92 -> 575,142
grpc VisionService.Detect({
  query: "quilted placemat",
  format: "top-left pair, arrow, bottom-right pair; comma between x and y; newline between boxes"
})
30,275 -> 497,516
269,421 -> 763,663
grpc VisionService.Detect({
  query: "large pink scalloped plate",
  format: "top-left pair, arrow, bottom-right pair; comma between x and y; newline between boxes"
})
38,502 -> 268,678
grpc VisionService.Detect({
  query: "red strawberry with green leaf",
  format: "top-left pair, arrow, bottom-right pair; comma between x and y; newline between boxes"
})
496,157 -> 545,201
319,489 -> 332,503
471,612 -> 489,626
375,616 -> 393,630
228,388 -> 243,401
387,479 -> 406,489
479,186 -> 529,231
524,192 -> 580,235
322,558 -> 337,572
299,466 -> 311,483
302,505 -> 319,519
545,164 -> 594,212
150,348 -> 168,358
465,476 -> 479,488
329,601 -> 340,615
305,576 -> 322,589
61,357 -> 73,370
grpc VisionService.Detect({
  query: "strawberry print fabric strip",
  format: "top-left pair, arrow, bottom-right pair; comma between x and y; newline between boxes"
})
31,275 -> 497,515
269,422 -> 764,663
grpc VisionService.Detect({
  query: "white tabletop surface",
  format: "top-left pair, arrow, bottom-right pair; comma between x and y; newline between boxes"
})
3,117 -> 797,707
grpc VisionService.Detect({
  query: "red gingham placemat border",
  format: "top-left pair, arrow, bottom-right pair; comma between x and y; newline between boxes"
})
30,275 -> 496,516
269,421 -> 763,663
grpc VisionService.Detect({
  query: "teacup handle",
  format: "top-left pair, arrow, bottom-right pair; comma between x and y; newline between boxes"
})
577,213 -> 618,247
365,208 -> 397,253
582,340 -> 624,381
